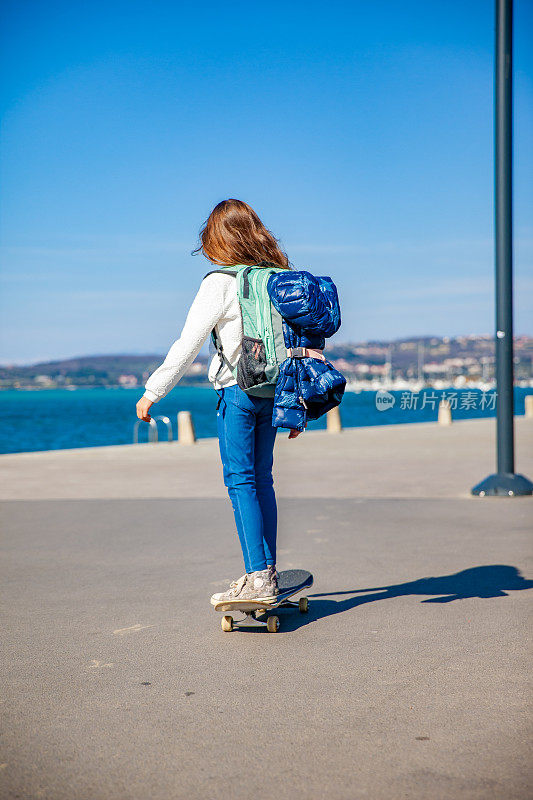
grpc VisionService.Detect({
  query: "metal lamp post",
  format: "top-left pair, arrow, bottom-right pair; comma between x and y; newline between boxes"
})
472,0 -> 533,496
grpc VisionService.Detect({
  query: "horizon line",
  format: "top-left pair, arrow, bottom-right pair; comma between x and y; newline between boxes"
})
3,331 -> 533,368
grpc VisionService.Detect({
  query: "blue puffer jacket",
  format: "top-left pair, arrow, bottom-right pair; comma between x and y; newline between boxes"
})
268,270 -> 346,431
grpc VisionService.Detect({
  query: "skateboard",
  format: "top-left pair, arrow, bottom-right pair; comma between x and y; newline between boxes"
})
213,569 -> 313,632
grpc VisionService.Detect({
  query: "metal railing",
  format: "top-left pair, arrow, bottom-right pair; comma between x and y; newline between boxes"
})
133,418 -> 158,443
153,415 -> 173,442
133,415 -> 174,444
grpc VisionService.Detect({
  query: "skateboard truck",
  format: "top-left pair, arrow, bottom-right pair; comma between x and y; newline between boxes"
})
222,609 -> 279,633
220,596 -> 310,633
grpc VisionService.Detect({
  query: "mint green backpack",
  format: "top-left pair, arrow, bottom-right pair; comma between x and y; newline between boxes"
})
204,262 -> 288,397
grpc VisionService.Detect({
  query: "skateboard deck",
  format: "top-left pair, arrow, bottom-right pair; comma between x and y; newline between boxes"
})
214,569 -> 313,632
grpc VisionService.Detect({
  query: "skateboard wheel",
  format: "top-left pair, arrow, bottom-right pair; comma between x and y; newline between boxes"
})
221,615 -> 233,632
266,616 -> 280,633
299,597 -> 309,613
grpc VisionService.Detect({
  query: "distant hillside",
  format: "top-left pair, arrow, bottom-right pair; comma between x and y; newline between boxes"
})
10,354 -> 165,373
1,335 -> 531,389
0,353 -> 208,389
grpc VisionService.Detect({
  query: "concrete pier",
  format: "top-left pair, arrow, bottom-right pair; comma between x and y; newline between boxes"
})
1,418 -> 532,799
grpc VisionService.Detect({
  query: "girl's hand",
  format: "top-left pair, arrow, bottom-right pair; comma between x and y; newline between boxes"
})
136,396 -> 153,422
288,428 -> 302,439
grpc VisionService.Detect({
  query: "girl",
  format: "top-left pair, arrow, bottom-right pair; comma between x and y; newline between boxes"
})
136,199 -> 300,605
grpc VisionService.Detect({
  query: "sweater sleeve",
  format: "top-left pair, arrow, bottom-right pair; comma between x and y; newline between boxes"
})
143,276 -> 226,402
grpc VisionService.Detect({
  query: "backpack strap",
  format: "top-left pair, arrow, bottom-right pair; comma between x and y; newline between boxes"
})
202,269 -> 239,382
211,327 -> 236,383
203,269 -> 238,279
241,266 -> 254,298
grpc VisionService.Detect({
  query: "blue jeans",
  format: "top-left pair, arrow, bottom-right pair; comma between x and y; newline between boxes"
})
216,384 -> 278,573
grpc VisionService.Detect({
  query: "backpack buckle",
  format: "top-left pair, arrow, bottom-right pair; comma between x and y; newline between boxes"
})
288,347 -> 326,360
288,347 -> 306,358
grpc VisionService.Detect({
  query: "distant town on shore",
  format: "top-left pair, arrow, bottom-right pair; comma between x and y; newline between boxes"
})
1,334 -> 532,391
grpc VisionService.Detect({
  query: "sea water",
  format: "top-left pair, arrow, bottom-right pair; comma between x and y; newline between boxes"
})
1,386 -> 531,455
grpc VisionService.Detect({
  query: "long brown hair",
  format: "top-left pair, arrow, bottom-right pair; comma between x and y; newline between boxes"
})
193,199 -> 290,269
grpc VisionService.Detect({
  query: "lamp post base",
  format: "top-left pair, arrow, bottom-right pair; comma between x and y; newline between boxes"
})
471,472 -> 533,496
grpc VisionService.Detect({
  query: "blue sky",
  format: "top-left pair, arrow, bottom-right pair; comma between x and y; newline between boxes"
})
1,0 -> 532,363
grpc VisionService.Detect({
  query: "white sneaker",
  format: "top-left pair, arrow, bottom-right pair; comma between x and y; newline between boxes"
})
210,569 -> 279,606
240,569 -> 279,602
210,573 -> 248,606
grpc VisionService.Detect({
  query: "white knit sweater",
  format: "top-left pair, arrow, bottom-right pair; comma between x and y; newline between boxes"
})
143,273 -> 240,402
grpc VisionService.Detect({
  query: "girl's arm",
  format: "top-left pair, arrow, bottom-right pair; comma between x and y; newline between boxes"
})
136,275 -> 226,420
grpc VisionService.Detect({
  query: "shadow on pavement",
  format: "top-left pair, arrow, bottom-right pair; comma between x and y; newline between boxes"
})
276,565 -> 533,632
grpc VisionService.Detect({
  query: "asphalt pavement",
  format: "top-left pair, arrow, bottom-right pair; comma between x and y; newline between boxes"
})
1,418 -> 532,799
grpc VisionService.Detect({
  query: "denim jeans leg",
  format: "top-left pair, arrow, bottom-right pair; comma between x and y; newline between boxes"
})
254,401 -> 278,566
216,387 -> 268,573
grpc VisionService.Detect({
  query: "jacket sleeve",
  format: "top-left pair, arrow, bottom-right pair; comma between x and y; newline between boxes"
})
143,276 -> 226,402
